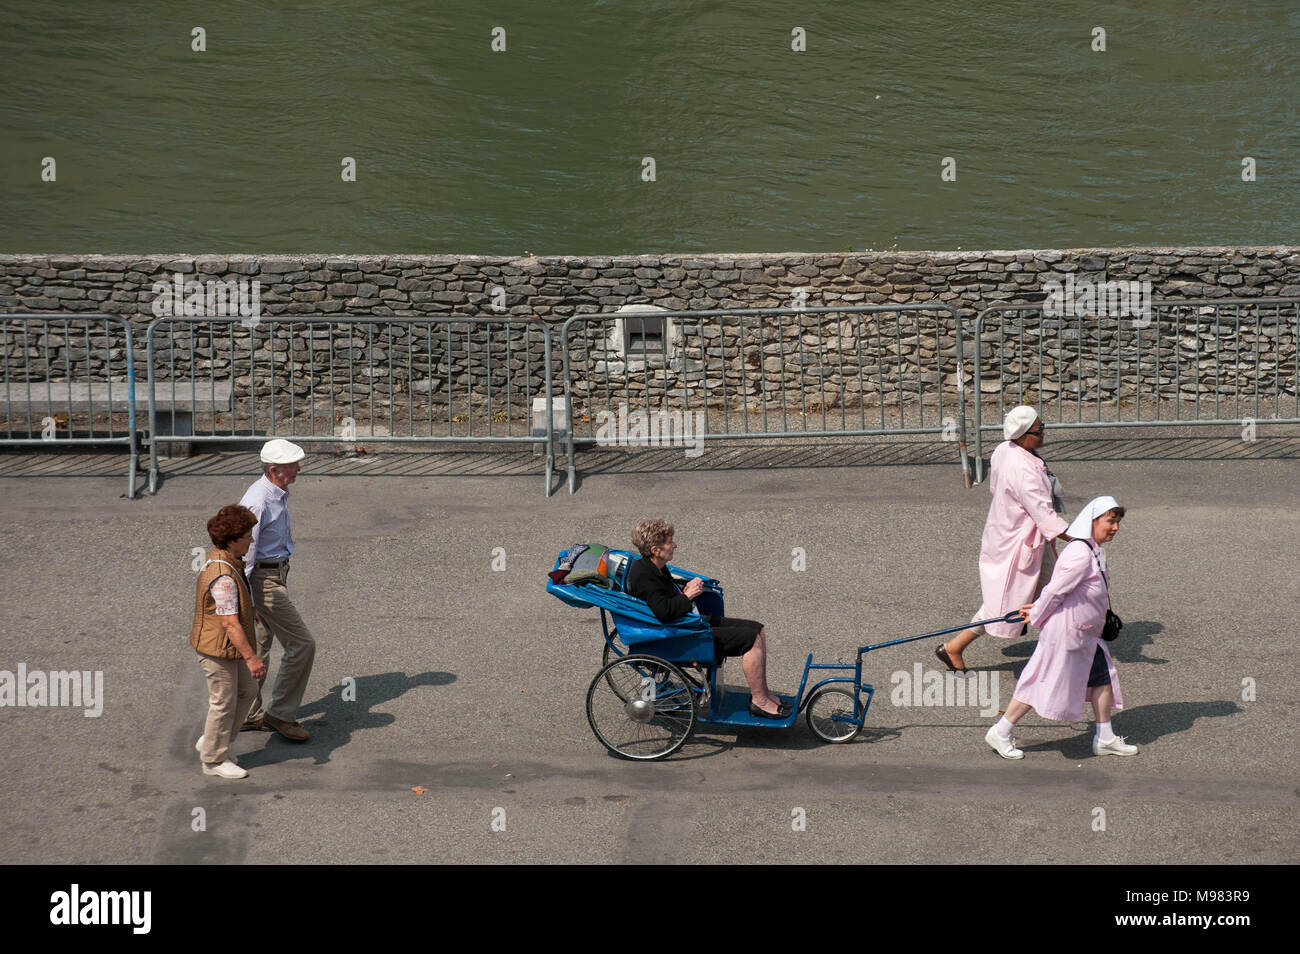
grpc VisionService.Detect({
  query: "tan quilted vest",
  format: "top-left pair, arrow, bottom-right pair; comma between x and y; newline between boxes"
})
190,549 -> 256,659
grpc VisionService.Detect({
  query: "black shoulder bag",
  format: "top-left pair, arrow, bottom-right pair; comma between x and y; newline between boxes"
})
1084,540 -> 1123,642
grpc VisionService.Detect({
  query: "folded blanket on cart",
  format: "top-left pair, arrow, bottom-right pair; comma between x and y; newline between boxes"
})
548,543 -> 612,587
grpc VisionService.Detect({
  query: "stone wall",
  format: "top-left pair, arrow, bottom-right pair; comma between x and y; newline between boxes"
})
2,249 -> 1297,430
4,249 -> 1297,320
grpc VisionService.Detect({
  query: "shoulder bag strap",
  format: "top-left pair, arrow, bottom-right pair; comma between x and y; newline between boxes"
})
1082,540 -> 1111,605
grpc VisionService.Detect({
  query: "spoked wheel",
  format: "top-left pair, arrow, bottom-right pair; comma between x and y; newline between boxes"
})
601,629 -> 640,700
587,654 -> 697,760
603,633 -> 708,704
805,686 -> 863,743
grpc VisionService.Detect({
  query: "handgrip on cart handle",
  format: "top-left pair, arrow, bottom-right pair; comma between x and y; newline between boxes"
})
855,610 -> 1028,656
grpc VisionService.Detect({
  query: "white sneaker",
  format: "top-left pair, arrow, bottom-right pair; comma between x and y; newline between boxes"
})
985,725 -> 1024,760
202,759 -> 248,779
1093,734 -> 1138,756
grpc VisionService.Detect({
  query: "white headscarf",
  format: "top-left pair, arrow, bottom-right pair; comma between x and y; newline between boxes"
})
1003,405 -> 1038,441
1066,495 -> 1121,540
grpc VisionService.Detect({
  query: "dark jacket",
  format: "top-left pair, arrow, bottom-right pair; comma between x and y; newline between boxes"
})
626,556 -> 695,623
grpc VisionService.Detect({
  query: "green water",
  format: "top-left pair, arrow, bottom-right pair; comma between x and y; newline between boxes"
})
2,0 -> 1296,254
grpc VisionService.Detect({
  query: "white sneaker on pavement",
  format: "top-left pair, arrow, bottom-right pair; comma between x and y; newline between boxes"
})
1093,734 -> 1138,756
985,725 -> 1024,760
202,760 -> 249,779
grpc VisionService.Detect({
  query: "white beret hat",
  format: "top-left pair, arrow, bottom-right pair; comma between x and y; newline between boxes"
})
259,439 -> 305,465
1003,405 -> 1039,441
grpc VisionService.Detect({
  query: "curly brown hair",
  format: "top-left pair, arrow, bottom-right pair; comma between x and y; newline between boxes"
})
207,505 -> 257,549
632,518 -> 674,557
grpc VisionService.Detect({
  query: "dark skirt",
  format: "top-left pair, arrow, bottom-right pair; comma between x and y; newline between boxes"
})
1086,645 -> 1112,688
705,615 -> 763,660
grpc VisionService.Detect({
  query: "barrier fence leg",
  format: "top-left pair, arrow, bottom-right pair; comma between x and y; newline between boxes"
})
128,431 -> 138,499
543,325 -> 556,497
544,440 -> 554,497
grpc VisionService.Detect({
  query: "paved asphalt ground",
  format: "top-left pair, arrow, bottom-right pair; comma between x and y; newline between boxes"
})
0,430 -> 1297,865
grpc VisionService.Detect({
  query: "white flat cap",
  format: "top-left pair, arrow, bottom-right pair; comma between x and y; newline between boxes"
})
1003,405 -> 1039,441
259,439 -> 305,465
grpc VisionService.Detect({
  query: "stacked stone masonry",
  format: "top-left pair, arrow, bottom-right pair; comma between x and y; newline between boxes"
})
2,250 -> 1297,425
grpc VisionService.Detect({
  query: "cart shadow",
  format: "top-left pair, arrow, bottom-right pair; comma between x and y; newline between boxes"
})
667,724 -> 903,760
627,695 -> 1238,761
236,670 -> 457,768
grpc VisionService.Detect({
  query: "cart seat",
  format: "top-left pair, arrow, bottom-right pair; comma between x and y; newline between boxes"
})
605,550 -> 630,590
547,546 -> 724,666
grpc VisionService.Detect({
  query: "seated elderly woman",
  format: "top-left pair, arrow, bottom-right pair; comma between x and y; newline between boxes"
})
626,518 -> 788,719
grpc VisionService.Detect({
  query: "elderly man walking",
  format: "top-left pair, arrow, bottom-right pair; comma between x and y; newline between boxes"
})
936,406 -> 1068,672
239,439 -> 315,742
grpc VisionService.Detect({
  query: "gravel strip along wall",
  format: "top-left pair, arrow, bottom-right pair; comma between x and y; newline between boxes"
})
2,249 -> 1298,419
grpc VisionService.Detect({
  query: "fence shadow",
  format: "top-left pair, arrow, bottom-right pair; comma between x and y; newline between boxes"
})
1044,433 -> 1300,463
1,432 -> 1297,490
568,431 -> 1300,487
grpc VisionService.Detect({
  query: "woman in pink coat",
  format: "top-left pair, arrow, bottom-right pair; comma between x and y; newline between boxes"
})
937,406 -> 1068,672
984,495 -> 1137,760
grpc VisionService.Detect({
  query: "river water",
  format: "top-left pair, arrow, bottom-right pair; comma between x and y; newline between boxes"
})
2,0 -> 1296,254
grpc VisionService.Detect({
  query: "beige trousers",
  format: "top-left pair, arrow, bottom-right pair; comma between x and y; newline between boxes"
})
245,562 -> 317,723
198,653 -> 258,764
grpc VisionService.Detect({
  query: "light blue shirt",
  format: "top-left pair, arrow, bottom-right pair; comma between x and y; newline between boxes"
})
240,475 -> 294,572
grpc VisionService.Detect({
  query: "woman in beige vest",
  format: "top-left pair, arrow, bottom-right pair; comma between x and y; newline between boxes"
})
192,505 -> 267,778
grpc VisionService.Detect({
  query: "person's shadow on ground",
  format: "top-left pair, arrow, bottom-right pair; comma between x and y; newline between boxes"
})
993,619 -> 1169,671
1019,699 -> 1241,758
239,670 -> 456,767
1104,620 -> 1169,665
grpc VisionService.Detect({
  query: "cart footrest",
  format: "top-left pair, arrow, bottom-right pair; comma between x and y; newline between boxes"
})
700,689 -> 799,728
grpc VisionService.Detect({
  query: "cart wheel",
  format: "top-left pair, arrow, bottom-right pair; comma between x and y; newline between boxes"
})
587,655 -> 696,760
602,629 -> 645,702
805,686 -> 862,743
603,640 -> 707,704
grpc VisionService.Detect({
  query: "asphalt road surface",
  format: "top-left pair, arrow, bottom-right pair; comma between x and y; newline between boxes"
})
1,435 -> 1297,864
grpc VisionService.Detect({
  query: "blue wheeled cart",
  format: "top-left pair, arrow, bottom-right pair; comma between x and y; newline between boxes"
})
547,546 -> 1022,761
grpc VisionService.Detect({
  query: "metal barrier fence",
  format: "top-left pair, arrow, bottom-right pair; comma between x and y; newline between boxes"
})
144,316 -> 556,494
10,297 -> 1297,498
558,303 -> 971,493
1,313 -> 140,497
971,298 -> 1300,481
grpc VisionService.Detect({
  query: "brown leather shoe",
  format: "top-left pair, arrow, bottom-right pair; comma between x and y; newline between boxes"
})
240,717 -> 270,732
263,713 -> 309,742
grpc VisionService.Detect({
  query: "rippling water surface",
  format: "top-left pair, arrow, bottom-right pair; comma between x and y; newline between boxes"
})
1,0 -> 1296,253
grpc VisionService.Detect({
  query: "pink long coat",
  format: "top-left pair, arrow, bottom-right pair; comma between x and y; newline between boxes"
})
977,441 -> 1069,637
1012,539 -> 1124,721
